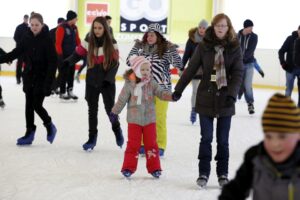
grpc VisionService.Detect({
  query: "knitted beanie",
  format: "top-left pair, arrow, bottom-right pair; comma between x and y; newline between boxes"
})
198,19 -> 208,29
262,93 -> 300,133
243,19 -> 254,28
129,56 -> 151,78
66,10 -> 77,21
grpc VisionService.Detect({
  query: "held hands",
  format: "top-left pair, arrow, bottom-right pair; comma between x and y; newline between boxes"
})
172,91 -> 182,101
225,96 -> 236,107
109,112 -> 119,123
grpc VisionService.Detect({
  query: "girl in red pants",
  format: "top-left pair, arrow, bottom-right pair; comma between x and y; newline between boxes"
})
110,56 -> 173,178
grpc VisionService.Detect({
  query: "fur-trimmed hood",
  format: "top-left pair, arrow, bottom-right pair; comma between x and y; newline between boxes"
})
188,27 -> 198,43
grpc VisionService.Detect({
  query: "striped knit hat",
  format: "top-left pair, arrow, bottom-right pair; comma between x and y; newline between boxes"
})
129,55 -> 151,78
262,93 -> 300,133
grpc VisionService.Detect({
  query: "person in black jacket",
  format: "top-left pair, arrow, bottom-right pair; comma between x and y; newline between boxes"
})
237,19 -> 258,115
219,93 -> 300,200
66,16 -> 123,151
182,19 -> 208,124
279,25 -> 300,107
0,13 -> 58,145
49,17 -> 65,94
13,14 -> 29,84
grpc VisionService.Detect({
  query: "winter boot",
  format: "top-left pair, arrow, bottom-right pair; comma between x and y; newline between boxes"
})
218,175 -> 229,187
44,122 -> 57,144
196,175 -> 208,188
59,93 -> 70,100
151,170 -> 162,178
190,107 -> 197,124
68,88 -> 78,100
82,134 -> 98,151
17,127 -> 36,145
0,98 -> 5,108
159,148 -> 165,157
139,146 -> 145,156
122,169 -> 133,178
248,103 -> 255,115
112,121 -> 124,148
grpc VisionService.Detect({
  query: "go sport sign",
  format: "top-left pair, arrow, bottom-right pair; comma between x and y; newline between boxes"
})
120,0 -> 169,33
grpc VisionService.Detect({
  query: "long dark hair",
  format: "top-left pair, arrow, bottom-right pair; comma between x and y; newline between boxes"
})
142,32 -> 168,58
87,16 -> 117,70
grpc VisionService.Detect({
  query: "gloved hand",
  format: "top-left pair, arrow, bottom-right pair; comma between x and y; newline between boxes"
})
109,112 -> 119,124
172,91 -> 182,101
225,96 -> 236,107
281,62 -> 287,70
258,70 -> 265,78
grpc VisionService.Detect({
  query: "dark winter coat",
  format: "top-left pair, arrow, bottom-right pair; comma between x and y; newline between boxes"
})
182,27 -> 203,79
13,22 -> 29,45
174,27 -> 243,117
295,37 -> 300,67
219,142 -> 300,200
238,30 -> 258,64
0,27 -> 57,95
279,31 -> 300,72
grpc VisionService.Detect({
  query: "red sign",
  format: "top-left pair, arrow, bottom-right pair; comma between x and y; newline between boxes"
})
86,3 -> 109,25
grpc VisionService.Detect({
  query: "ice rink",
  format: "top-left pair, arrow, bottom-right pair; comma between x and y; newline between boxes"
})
0,76 -> 291,200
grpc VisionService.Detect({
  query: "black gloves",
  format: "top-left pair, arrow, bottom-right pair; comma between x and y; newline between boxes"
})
258,70 -> 265,78
109,112 -> 119,123
172,91 -> 182,101
225,96 -> 236,107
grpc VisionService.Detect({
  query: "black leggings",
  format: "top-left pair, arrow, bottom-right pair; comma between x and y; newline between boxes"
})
25,89 -> 51,130
85,83 -> 116,136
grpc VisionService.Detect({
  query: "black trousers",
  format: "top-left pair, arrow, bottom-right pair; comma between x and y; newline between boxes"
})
25,89 -> 51,130
59,63 -> 75,94
85,83 -> 116,136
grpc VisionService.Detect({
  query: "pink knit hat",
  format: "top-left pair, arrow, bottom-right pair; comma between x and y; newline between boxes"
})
129,56 -> 151,78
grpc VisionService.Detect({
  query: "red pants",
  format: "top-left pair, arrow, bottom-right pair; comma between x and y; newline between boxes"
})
121,123 -> 161,173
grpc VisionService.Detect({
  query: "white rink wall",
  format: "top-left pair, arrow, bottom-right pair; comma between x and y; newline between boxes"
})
0,36 -> 286,88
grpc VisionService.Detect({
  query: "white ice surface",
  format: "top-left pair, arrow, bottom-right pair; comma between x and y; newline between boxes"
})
0,76 -> 292,200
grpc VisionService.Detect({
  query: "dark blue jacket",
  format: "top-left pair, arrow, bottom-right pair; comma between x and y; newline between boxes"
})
279,31 -> 300,72
238,30 -> 258,64
13,22 -> 29,45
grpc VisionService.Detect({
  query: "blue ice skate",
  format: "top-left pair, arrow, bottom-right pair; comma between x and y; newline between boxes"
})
17,130 -> 35,145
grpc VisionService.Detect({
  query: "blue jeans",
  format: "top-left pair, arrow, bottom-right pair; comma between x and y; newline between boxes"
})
243,63 -> 254,104
285,69 -> 300,96
198,115 -> 231,178
285,68 -> 300,107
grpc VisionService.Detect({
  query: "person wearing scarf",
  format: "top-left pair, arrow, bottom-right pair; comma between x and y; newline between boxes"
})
172,13 -> 243,188
110,55 -> 173,178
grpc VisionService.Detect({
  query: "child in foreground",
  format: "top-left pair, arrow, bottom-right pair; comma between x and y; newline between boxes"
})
110,56 -> 173,178
219,93 -> 300,200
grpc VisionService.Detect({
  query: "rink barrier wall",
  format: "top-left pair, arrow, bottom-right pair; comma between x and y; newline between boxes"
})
0,37 -> 289,91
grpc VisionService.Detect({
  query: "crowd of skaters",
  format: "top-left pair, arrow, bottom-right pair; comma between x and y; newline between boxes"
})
0,9 -> 300,200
